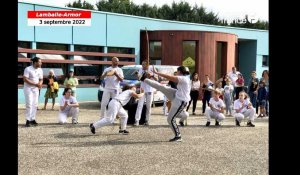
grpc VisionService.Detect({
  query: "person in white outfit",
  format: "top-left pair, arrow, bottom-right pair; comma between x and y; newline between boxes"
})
227,67 -> 241,100
142,66 -> 190,142
205,89 -> 226,127
99,57 -> 124,119
90,84 -> 144,135
227,67 -> 241,87
233,91 -> 255,127
58,88 -> 80,124
134,60 -> 158,126
23,57 -> 43,127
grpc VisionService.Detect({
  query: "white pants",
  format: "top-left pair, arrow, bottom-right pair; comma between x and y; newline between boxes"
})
135,92 -> 153,122
24,87 -> 39,121
58,107 -> 79,124
94,99 -> 128,130
163,95 -> 168,115
205,108 -> 225,122
233,108 -> 255,122
144,79 -> 188,137
100,88 -> 119,118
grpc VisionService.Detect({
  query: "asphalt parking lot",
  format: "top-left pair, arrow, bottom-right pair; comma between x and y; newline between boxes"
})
18,102 -> 268,175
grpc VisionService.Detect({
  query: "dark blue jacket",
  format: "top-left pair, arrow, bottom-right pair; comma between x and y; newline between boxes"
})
257,87 -> 267,101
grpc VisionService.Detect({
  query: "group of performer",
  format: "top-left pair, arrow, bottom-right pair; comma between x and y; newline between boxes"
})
23,57 -> 257,142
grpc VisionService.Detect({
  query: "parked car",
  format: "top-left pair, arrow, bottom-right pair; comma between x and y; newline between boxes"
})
98,65 -> 181,105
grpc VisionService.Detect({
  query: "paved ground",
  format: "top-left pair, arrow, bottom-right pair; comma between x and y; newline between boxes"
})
18,102 -> 268,175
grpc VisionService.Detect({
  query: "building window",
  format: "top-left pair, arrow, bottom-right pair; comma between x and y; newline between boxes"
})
37,42 -> 68,51
18,41 -> 31,49
108,47 -> 135,62
36,42 -> 69,63
18,41 -> 32,85
108,47 -> 134,54
74,45 -> 104,61
74,45 -> 105,84
182,41 -> 196,74
262,55 -> 269,67
18,41 -> 31,58
149,41 -> 162,65
18,62 -> 31,85
36,42 -> 69,84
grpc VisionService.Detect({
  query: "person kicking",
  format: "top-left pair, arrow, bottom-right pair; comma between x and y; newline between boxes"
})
142,65 -> 190,142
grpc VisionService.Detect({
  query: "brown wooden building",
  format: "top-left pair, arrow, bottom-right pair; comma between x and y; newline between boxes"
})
140,30 -> 238,82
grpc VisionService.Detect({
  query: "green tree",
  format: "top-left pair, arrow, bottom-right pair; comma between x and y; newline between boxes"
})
67,0 -> 268,30
66,0 -> 94,10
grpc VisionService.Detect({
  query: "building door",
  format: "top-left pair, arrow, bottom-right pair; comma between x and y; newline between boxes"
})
216,42 -> 228,80
182,41 -> 196,74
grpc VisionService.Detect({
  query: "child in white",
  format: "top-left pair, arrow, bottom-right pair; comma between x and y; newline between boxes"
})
233,91 -> 255,127
205,89 -> 225,126
58,88 -> 79,124
90,85 -> 144,134
100,57 -> 124,119
223,80 -> 234,115
134,60 -> 157,126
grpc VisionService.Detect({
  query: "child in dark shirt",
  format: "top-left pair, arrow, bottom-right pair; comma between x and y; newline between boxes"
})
257,81 -> 267,118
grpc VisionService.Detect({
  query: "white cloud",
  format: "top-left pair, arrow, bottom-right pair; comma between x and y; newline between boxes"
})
19,0 -> 268,21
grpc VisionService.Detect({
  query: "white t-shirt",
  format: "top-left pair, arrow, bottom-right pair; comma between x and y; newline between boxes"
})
114,89 -> 134,106
209,98 -> 225,111
228,71 -> 240,86
224,85 -> 234,94
191,80 -> 201,91
234,98 -> 250,113
176,76 -> 191,102
103,66 -> 124,90
138,67 -> 155,92
23,66 -> 43,88
59,96 -> 78,114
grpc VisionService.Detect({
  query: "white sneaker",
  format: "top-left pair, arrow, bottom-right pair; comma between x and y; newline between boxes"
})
133,121 -> 139,126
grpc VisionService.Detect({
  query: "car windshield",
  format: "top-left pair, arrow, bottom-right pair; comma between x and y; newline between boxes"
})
122,68 -> 139,80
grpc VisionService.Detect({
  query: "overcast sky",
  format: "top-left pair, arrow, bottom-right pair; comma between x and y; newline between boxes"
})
19,0 -> 268,21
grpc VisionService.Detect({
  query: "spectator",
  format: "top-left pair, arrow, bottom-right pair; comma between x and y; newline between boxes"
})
248,71 -> 259,112
223,79 -> 234,116
201,75 -> 214,115
186,72 -> 201,115
260,70 -> 269,116
215,74 -> 229,88
257,81 -> 267,118
43,69 -> 58,110
227,67 -> 241,87
235,74 -> 244,100
215,82 -> 224,100
64,69 -> 78,97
